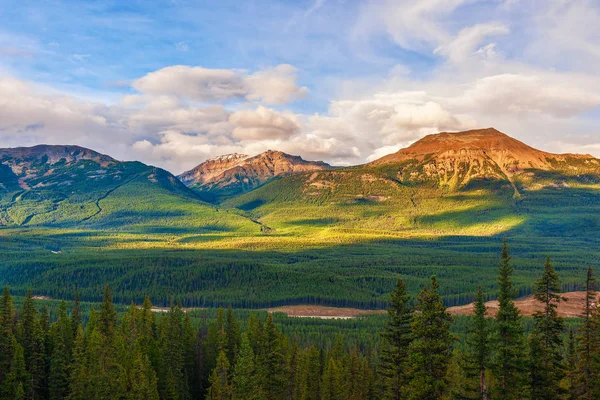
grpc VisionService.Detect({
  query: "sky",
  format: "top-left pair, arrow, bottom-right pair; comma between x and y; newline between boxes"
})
1,0 -> 600,173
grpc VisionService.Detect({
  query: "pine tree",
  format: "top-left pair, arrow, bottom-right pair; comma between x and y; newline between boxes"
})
68,326 -> 88,400
576,267 -> 598,399
529,257 -> 565,399
296,346 -> 321,400
159,302 -> 188,400
71,290 -> 82,336
563,328 -> 578,400
17,290 -> 46,400
231,334 -> 257,400
99,285 -> 117,338
207,350 -> 232,400
407,275 -> 454,400
48,322 -> 70,400
0,286 -> 15,385
257,314 -> 288,400
491,240 -> 528,399
380,277 -> 413,400
225,306 -> 241,368
1,339 -> 29,400
463,285 -> 491,400
127,341 -> 160,400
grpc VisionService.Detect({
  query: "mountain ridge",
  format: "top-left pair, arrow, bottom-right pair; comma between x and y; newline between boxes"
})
178,149 -> 332,201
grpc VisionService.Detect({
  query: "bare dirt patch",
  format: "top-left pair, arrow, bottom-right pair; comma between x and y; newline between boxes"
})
448,291 -> 598,318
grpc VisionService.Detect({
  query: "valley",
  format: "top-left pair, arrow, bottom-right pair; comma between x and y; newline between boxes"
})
1,129 -> 599,310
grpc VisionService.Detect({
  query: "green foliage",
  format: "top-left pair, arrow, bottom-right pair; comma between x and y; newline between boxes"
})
407,276 -> 454,400
529,257 -> 566,399
379,277 -> 413,400
491,241 -> 528,399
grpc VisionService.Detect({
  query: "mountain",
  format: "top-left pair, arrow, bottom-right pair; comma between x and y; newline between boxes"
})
0,145 -> 252,230
1,131 -> 600,310
225,128 -> 600,238
178,150 -> 332,201
371,127 -> 599,196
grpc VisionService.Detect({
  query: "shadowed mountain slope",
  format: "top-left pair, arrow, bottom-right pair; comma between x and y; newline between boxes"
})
0,145 -> 253,230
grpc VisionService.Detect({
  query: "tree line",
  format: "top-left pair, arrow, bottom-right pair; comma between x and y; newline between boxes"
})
1,241 -> 600,399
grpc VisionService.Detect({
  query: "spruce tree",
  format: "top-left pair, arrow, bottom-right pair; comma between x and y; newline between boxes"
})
296,346 -> 321,400
231,334 -> 257,400
207,350 -> 232,400
48,317 -> 71,400
407,275 -> 454,400
563,328 -> 578,400
0,286 -> 15,384
257,314 -> 288,400
529,257 -> 565,399
225,306 -> 241,368
576,267 -> 598,399
491,240 -> 528,399
463,285 -> 491,400
99,285 -> 117,338
71,290 -> 82,336
380,277 -> 413,400
0,339 -> 29,400
68,326 -> 88,400
17,290 -> 46,400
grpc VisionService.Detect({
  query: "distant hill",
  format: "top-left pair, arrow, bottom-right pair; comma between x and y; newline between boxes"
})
0,145 -> 252,230
178,150 -> 332,201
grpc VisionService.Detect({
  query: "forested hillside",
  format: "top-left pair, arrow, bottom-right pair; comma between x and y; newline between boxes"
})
1,131 -> 600,309
1,243 -> 599,399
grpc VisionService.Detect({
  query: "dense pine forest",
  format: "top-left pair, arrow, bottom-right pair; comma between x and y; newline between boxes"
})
1,242 -> 599,399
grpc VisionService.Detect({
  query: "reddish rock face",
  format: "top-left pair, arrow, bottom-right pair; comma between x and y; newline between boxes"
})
369,128 -> 599,195
178,150 -> 332,195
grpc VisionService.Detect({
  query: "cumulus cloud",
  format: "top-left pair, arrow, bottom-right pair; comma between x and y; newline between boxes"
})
0,75 -> 114,144
455,74 -> 600,118
132,66 -> 247,103
230,106 -> 300,140
131,64 -> 308,105
245,64 -> 309,105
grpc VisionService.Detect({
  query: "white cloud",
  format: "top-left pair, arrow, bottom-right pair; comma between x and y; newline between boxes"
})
435,23 -> 509,63
131,64 -> 307,105
230,106 -> 299,140
455,74 -> 600,118
132,66 -> 247,103
245,64 -> 308,105
355,0 -> 474,52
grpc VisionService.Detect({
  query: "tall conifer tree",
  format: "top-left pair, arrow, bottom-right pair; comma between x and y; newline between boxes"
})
576,267 -> 598,399
380,277 -> 413,400
529,257 -> 565,399
491,240 -> 528,399
463,285 -> 491,400
407,275 -> 454,400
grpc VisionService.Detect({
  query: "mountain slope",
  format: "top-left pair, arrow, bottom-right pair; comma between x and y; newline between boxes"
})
224,128 -> 600,238
371,128 -> 599,196
179,150 -> 332,201
0,145 -> 253,230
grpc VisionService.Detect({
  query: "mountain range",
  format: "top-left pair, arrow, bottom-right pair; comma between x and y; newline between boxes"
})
178,150 -> 332,201
1,128 -> 600,308
1,128 -> 599,229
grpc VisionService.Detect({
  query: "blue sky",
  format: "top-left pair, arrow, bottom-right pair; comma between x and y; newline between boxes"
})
1,0 -> 600,173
